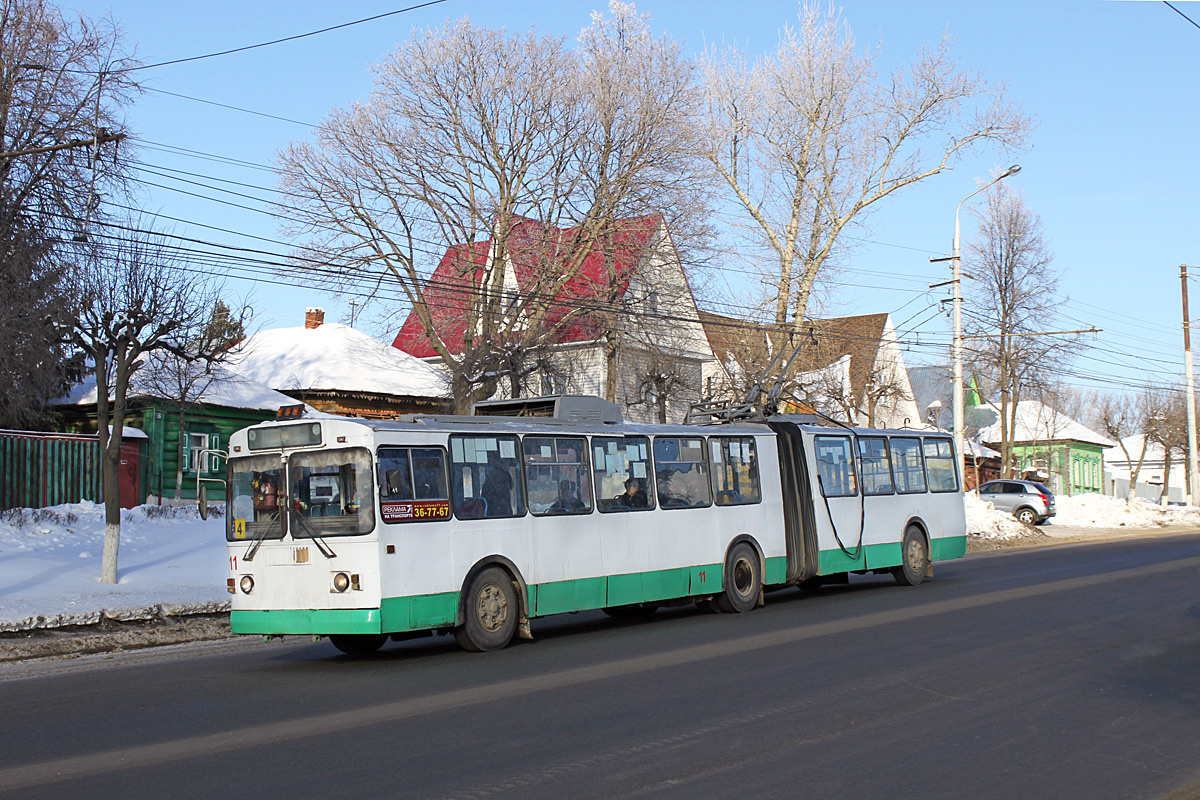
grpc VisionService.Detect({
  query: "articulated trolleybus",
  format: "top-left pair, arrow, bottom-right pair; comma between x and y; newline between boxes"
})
223,395 -> 966,655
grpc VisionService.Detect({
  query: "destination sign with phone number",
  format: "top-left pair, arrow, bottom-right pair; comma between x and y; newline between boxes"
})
381,501 -> 451,522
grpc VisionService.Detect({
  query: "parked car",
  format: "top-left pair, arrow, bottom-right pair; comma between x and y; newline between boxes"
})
978,480 -> 1056,525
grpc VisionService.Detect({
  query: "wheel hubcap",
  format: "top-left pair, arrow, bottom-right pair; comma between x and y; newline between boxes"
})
733,558 -> 753,596
907,539 -> 924,570
477,583 -> 508,632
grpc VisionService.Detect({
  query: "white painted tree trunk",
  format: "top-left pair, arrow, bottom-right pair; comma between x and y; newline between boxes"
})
100,521 -> 121,584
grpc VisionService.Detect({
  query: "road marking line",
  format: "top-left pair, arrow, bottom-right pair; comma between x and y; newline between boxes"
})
2,554 -> 1198,791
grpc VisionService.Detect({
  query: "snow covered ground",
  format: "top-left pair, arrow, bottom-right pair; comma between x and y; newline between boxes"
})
967,491 -> 1200,540
1,492 -> 1197,632
0,502 -> 229,631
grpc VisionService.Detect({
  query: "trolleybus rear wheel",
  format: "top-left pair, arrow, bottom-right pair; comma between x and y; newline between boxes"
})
717,542 -> 762,613
892,525 -> 928,586
328,634 -> 388,656
455,566 -> 518,652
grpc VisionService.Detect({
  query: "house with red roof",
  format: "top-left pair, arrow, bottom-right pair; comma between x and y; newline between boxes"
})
393,214 -> 714,423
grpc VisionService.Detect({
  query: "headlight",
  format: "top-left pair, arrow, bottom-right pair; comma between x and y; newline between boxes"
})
239,575 -> 254,594
332,572 -> 350,593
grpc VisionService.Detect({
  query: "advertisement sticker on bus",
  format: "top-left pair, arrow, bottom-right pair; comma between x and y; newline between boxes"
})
381,501 -> 451,522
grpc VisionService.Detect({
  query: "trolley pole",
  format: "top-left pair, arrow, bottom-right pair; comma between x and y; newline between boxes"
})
1182,265 -> 1199,506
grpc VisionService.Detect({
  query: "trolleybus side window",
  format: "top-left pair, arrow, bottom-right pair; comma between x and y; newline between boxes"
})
449,435 -> 525,520
923,438 -> 959,492
654,437 -> 712,509
523,436 -> 592,516
593,436 -> 654,512
228,454 -> 286,542
710,436 -> 762,505
377,446 -> 451,523
287,448 -> 375,537
815,435 -> 858,497
891,437 -> 928,494
858,436 -> 895,496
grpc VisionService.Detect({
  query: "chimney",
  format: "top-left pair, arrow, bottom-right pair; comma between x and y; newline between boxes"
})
305,307 -> 324,329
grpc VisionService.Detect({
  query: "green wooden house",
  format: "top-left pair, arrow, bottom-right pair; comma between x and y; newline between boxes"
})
970,397 -> 1113,497
55,373 -> 302,504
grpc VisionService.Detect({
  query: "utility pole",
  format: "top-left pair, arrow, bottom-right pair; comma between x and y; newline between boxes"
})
948,165 -> 1021,478
1181,265 -> 1199,506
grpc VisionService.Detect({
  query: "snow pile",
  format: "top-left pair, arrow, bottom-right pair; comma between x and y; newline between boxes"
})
1052,493 -> 1200,528
964,493 -> 1030,540
0,501 -> 229,631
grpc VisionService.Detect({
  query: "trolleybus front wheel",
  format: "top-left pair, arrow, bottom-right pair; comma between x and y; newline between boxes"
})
328,634 -> 388,656
892,526 -> 928,587
455,566 -> 518,652
717,542 -> 762,613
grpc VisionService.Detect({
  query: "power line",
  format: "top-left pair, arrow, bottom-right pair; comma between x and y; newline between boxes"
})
133,2 -> 450,71
141,86 -> 318,128
1164,1 -> 1200,31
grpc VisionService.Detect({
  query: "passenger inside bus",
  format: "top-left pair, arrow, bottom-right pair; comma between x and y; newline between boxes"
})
548,479 -> 585,513
481,452 -> 513,516
611,477 -> 649,509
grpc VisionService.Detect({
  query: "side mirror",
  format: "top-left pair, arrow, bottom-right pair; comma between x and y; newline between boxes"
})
198,484 -> 209,520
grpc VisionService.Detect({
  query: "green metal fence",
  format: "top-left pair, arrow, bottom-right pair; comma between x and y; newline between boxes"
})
0,430 -> 102,511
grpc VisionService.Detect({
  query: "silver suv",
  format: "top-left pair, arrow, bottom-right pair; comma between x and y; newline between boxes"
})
978,480 -> 1056,525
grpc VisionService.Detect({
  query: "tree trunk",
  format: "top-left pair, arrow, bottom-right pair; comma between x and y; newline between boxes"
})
1160,449 -> 1173,506
174,413 -> 186,502
1127,438 -> 1150,505
451,372 -> 474,415
99,443 -> 122,584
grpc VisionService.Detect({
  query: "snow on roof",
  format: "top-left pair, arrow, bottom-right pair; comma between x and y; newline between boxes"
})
233,322 -> 447,398
974,399 -> 1114,448
1106,434 -> 1175,465
57,367 -> 304,412
963,438 -> 1001,458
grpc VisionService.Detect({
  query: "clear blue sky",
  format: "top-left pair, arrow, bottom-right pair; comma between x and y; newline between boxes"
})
70,0 -> 1197,396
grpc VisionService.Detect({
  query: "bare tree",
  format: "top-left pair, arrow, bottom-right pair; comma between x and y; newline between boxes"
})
620,302 -> 706,423
279,8 -> 704,413
65,225 -> 231,584
0,0 -> 135,428
699,2 -> 1029,340
575,2 -> 708,401
965,184 -> 1073,478
1145,386 -> 1188,504
139,300 -> 247,501
1094,391 -> 1146,503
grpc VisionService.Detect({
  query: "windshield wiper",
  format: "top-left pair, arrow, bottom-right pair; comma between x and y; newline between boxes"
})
288,508 -> 338,559
243,509 -> 284,562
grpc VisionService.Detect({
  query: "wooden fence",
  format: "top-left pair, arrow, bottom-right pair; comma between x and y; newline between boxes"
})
0,430 -> 102,511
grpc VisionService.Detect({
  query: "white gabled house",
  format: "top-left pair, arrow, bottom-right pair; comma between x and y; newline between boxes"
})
392,215 -> 714,423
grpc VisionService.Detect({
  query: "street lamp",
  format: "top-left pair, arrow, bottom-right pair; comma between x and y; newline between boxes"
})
952,164 -> 1020,477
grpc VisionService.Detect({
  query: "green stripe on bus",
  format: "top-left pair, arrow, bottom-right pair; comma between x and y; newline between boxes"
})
817,535 -> 968,575
931,535 -> 967,561
234,552 -> 854,636
764,556 -> 787,585
380,592 -> 459,631
231,608 -> 382,635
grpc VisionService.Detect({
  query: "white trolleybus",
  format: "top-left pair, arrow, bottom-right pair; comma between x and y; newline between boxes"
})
221,395 -> 966,655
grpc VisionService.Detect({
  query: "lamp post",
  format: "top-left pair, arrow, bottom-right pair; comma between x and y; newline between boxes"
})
952,164 -> 1021,477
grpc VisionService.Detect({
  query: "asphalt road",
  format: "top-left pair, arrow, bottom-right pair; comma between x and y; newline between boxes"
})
1,533 -> 1198,800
